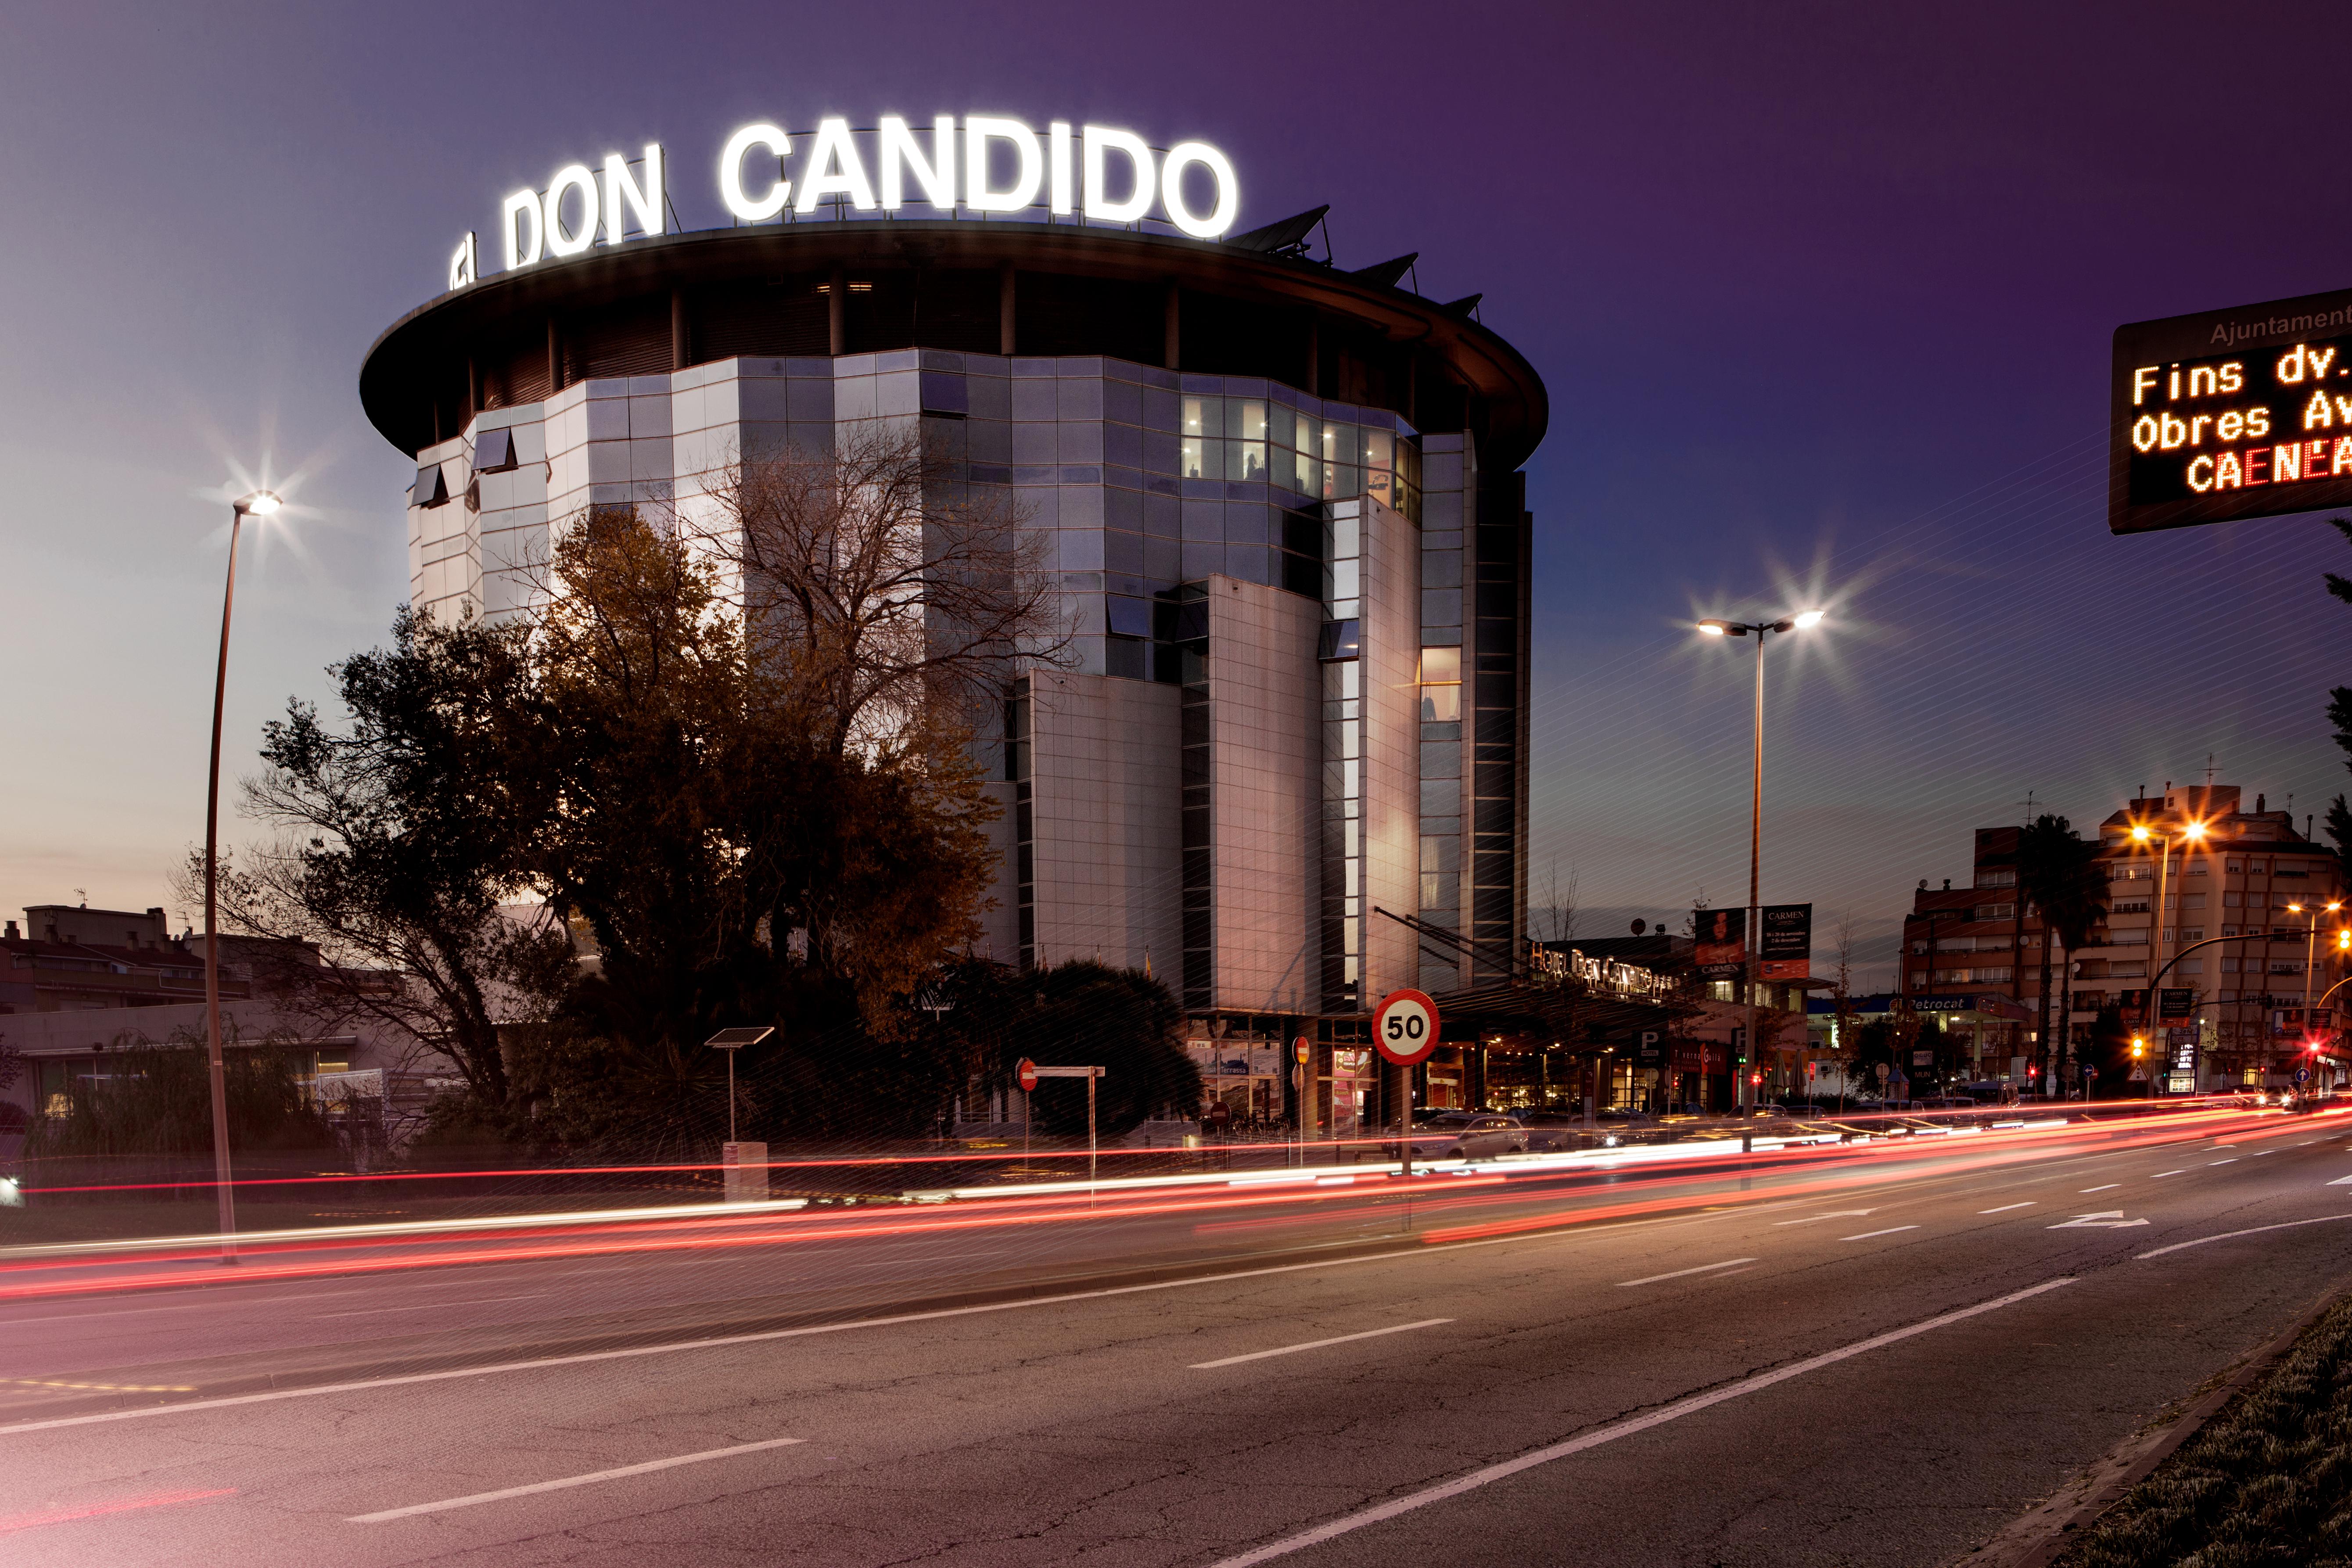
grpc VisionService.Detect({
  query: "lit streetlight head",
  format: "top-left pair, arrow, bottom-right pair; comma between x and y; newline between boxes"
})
236,489 -> 281,516
1792,609 -> 1825,628
2289,903 -> 2305,914
2130,825 -> 2151,843
1697,619 -> 1730,636
2183,820 -> 2207,841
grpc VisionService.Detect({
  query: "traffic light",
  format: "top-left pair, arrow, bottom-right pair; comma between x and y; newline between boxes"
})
2336,929 -> 2349,953
2131,1036 -> 2146,1059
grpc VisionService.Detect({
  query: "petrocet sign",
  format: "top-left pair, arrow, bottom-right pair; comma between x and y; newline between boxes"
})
447,116 -> 1239,292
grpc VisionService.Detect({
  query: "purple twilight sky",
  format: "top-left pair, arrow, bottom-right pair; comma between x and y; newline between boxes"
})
3,0 -> 2348,984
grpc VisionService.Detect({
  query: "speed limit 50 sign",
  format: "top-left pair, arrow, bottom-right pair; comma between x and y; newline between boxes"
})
1373,988 -> 1440,1066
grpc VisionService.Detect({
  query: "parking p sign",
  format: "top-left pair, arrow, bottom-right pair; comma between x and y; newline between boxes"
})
1373,989 -> 1440,1067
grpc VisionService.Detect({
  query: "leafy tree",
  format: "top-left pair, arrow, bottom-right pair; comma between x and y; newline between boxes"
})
2325,795 -> 2352,890
220,606 -> 570,1132
1846,1016 -> 1895,1098
993,963 -> 1201,1137
27,1036 -> 332,1157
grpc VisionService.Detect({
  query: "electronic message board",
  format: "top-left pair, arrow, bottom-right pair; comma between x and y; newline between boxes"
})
2110,284 -> 2352,534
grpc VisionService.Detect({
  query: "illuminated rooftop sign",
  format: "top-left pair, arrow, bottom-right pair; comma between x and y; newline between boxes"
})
2110,285 -> 2352,534
447,117 -> 1239,292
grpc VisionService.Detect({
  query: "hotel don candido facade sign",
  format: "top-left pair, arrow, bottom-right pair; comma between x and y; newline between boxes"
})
446,117 -> 1241,292
2111,284 -> 2352,534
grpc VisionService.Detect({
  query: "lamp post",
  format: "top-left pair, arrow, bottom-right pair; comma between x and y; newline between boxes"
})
2128,817 -> 2206,1098
1697,609 -> 1823,1113
201,489 -> 280,1262
2285,900 -> 2342,1058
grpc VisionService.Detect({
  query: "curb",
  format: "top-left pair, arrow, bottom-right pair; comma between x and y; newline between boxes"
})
1953,1275 -> 2351,1568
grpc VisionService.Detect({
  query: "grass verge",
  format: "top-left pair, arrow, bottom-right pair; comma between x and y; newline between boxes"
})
2058,1293 -> 2352,1567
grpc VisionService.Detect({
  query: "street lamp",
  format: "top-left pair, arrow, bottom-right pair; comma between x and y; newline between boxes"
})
1696,609 -> 1824,1113
2127,817 -> 2205,1097
202,488 -> 279,1262
2284,900 -> 2343,1047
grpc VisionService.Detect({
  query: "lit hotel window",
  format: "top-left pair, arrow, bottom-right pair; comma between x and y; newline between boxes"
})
1419,646 -> 1461,721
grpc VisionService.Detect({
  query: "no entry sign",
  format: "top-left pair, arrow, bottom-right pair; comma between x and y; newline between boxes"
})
1373,989 -> 1440,1067
1016,1058 -> 1038,1093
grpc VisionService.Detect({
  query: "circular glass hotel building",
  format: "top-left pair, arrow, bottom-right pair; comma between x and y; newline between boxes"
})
360,140 -> 1547,1133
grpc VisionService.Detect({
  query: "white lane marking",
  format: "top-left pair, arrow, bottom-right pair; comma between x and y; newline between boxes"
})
1203,1278 -> 2078,1568
2208,1159 -> 2238,1166
2049,1212 -> 2147,1230
1615,1259 -> 1759,1288
1978,1203 -> 2035,1214
1190,1318 -> 1453,1370
348,1437 -> 804,1522
2253,1151 -> 2273,1157
2152,1170 -> 2188,1178
2080,1185 -> 2121,1193
1840,1227 -> 1921,1241
0,1220 -> 1672,1438
2139,1213 -> 2352,1259
2327,1175 -> 2352,1187
1773,1211 -> 1874,1226
316,1295 -> 549,1319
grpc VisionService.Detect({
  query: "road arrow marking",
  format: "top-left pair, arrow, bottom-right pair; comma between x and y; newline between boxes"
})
2049,1211 -> 2150,1229
2326,1174 -> 2352,1186
1774,1210 -> 1876,1225
1978,1202 -> 2036,1214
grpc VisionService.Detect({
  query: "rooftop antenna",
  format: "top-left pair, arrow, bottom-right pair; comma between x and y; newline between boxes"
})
2205,753 -> 2218,786
2019,789 -> 2037,824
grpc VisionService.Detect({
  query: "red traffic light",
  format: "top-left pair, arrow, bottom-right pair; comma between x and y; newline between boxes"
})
2028,1064 -> 2040,1078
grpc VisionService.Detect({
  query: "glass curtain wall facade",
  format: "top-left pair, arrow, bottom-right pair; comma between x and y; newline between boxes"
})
401,351 -> 1518,1033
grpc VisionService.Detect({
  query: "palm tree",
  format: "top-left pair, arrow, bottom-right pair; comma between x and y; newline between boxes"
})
2043,860 -> 2109,1090
2016,814 -> 2106,1094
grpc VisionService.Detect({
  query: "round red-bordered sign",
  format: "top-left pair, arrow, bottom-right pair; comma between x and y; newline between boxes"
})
1016,1058 -> 1038,1093
1372,989 -> 1440,1066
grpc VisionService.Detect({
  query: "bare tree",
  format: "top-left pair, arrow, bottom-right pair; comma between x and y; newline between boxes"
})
686,423 -> 1074,758
1537,857 -> 1581,946
1831,911 -> 1859,1109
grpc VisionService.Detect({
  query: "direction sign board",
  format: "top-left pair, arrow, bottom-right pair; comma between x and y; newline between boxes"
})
1016,1058 -> 1038,1094
1373,989 -> 1440,1066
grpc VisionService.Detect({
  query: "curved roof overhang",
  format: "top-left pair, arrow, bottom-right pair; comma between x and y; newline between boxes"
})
359,221 -> 1548,468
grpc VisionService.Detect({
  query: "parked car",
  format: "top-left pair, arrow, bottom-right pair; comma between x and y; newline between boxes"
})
1384,1112 -> 1528,1161
1516,1111 -> 1583,1152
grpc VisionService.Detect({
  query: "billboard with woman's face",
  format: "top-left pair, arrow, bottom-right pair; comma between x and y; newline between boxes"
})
1693,907 -> 1745,979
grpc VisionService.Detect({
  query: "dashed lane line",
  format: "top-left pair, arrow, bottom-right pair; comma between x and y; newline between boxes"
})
1190,1319 -> 1454,1370
1615,1259 -> 1758,1288
348,1438 -> 806,1523
1841,1227 -> 1921,1241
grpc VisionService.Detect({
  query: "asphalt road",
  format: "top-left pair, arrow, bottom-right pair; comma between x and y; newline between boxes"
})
4,1108 -> 2349,1567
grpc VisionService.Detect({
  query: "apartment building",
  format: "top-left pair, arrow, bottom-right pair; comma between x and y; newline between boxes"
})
1902,782 -> 2344,1090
